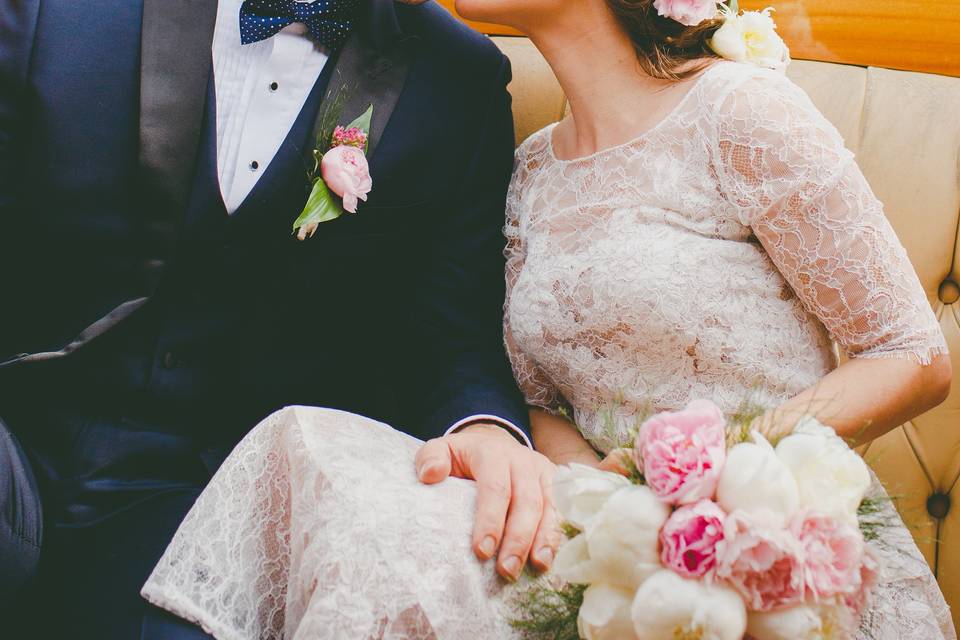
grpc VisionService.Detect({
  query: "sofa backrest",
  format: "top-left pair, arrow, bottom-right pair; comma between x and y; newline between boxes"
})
489,33 -> 960,630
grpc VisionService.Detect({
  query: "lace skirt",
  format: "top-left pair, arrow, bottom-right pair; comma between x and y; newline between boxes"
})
141,406 -> 956,640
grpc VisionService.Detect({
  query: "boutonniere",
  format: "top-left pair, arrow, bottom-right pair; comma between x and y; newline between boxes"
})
293,101 -> 374,241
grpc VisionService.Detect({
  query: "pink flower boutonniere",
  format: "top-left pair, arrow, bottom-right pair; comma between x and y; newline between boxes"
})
293,104 -> 374,241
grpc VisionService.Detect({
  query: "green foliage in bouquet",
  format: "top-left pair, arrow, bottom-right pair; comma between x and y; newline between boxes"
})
726,396 -> 768,446
857,494 -> 898,543
509,580 -> 586,640
560,522 -> 581,539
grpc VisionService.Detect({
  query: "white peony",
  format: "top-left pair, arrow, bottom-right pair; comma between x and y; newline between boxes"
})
775,418 -> 871,524
792,415 -> 840,439
717,431 -> 799,523
631,570 -> 747,640
552,463 -> 631,530
747,605 -> 824,640
577,583 -> 638,640
553,533 -> 597,585
709,8 -> 790,71
553,485 -> 669,589
585,485 -> 670,589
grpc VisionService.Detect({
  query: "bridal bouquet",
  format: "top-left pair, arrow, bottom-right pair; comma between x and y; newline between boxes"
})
513,400 -> 882,640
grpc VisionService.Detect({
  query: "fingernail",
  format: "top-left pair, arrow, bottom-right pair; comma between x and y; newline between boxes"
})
535,547 -> 554,568
418,462 -> 438,480
479,536 -> 497,558
502,555 -> 521,580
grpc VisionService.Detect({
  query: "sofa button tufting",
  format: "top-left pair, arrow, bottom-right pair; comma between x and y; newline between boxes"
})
939,279 -> 960,304
927,492 -> 951,519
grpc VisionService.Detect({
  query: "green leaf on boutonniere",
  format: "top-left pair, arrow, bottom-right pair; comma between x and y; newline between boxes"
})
347,104 -> 374,152
293,177 -> 345,236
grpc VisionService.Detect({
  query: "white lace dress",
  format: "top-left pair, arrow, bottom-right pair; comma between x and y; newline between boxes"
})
142,61 -> 955,640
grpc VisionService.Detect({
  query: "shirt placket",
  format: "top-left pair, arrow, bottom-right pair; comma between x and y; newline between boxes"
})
226,28 -> 313,213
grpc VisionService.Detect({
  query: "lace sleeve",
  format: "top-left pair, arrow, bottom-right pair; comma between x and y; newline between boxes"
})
714,70 -> 948,364
503,148 -> 569,415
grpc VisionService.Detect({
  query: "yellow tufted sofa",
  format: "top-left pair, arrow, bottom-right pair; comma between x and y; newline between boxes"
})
485,30 -> 960,629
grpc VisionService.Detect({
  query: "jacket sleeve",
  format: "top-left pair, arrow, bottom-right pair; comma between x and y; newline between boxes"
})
406,54 -> 531,442
0,1 -> 35,211
0,0 -> 39,360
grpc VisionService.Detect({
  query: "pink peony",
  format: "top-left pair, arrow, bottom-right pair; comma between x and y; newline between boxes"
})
634,399 -> 727,505
715,510 -> 805,611
660,499 -> 727,579
653,0 -> 719,26
320,145 -> 372,213
793,512 -> 865,601
845,545 -> 881,618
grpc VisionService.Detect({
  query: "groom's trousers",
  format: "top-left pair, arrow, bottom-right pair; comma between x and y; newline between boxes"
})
0,358 -> 219,639
0,417 -> 42,608
0,411 -> 217,638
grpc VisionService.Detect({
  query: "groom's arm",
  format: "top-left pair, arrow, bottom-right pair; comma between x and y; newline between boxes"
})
0,1 -> 36,360
409,51 -> 560,582
411,55 -> 529,443
0,0 -> 33,215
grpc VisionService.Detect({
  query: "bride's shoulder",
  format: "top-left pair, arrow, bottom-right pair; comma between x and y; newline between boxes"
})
699,60 -> 806,110
699,61 -> 834,138
515,124 -> 556,163
510,123 -> 557,188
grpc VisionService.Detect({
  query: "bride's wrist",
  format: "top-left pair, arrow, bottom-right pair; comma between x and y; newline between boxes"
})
547,448 -> 603,467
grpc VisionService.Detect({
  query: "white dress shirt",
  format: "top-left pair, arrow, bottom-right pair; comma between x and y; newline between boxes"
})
209,0 -> 530,446
213,0 -> 330,213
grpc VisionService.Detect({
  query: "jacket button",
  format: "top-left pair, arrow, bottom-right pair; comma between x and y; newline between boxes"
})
927,492 -> 951,519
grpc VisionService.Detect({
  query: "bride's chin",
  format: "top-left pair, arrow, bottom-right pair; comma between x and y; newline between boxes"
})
454,0 -> 526,29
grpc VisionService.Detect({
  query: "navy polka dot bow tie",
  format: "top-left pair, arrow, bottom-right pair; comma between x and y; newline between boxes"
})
239,0 -> 359,49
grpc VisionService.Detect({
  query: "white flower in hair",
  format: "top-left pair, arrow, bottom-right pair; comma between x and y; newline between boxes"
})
709,2 -> 791,71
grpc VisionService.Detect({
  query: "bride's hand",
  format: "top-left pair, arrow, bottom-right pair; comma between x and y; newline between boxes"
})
596,448 -> 633,477
415,424 -> 561,581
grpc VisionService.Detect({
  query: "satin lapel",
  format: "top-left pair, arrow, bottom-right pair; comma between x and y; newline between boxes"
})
139,0 -> 219,211
310,32 -> 412,163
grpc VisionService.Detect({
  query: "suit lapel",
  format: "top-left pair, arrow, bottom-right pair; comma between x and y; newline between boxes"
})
309,0 -> 413,163
139,0 -> 219,212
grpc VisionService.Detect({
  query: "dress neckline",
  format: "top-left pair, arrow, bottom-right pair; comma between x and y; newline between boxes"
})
545,62 -> 722,165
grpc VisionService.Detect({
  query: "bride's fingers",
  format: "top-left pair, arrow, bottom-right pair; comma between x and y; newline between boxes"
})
597,448 -> 633,477
414,438 -> 453,484
528,472 -> 560,572
470,453 -> 512,564
496,462 -> 545,581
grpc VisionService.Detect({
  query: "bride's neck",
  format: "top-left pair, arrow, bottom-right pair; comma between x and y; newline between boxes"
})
524,6 -> 678,157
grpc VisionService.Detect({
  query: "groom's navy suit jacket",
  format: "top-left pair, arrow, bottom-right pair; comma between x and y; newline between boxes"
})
0,0 -> 527,634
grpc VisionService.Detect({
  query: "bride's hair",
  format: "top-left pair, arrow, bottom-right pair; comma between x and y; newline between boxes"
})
605,0 -> 723,80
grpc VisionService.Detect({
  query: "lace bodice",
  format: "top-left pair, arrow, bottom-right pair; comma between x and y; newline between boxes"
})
504,61 -> 948,453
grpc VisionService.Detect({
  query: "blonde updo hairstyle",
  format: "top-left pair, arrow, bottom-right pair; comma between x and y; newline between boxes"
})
605,0 -> 724,80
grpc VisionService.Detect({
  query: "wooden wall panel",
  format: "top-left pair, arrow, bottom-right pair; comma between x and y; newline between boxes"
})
435,0 -> 960,77
741,0 -> 960,77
